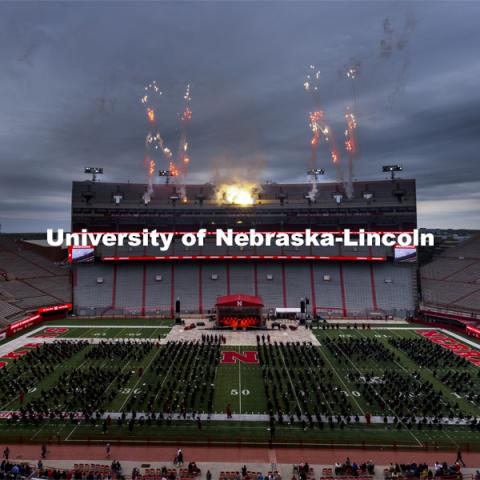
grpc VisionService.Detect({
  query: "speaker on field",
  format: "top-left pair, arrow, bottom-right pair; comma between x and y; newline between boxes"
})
175,299 -> 181,314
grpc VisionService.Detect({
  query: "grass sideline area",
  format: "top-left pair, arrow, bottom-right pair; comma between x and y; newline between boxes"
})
0,322 -> 479,449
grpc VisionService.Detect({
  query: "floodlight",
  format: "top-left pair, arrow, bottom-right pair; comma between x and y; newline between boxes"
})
382,165 -> 403,180
84,167 -> 104,182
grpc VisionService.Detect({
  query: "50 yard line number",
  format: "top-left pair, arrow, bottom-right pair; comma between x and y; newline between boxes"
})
230,389 -> 250,396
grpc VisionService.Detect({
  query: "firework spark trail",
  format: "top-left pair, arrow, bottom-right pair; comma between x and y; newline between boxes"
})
140,81 -> 193,202
344,108 -> 357,199
176,84 -> 192,201
343,61 -> 360,199
304,65 -> 343,199
140,81 -> 175,203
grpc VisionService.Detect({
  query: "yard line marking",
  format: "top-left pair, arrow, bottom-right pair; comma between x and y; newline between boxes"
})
331,330 -> 423,447
238,346 -> 242,414
153,344 -> 182,406
119,346 -> 162,411
277,345 -> 303,416
316,336 -> 365,415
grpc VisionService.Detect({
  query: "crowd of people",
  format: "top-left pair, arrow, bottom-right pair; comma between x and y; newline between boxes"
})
333,457 -> 375,477
389,337 -> 480,406
325,337 -> 396,364
0,341 -> 88,407
34,460 -> 123,480
388,338 -> 469,369
112,336 -> 221,433
327,336 -> 469,423
384,460 -> 463,479
257,338 -> 355,430
10,341 -> 155,425
0,460 -> 33,480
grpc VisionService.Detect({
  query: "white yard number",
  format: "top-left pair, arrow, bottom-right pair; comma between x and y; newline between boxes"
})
230,389 -> 250,396
341,390 -> 361,397
120,387 -> 142,395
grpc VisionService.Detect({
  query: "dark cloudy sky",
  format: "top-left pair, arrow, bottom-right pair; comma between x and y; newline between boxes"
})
0,1 -> 479,232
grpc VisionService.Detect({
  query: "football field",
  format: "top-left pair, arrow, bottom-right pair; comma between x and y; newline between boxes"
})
0,319 -> 479,449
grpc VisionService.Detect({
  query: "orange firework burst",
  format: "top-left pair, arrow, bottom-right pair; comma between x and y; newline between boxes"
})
148,159 -> 155,177
344,109 -> 357,154
169,162 -> 179,177
147,108 -> 155,123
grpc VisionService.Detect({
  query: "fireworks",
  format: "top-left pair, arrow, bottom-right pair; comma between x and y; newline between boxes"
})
344,109 -> 357,154
345,60 -> 360,80
146,108 -> 155,123
148,158 -> 155,177
303,66 -> 339,167
304,65 -> 320,92
216,183 -> 257,206
140,81 -> 193,201
177,83 -> 193,167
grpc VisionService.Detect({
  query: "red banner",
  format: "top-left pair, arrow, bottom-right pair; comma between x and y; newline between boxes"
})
416,330 -> 480,367
2,303 -> 72,338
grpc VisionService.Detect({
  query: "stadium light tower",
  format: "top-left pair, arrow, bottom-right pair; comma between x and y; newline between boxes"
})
382,165 -> 403,180
307,168 -> 325,181
159,170 -> 173,184
84,167 -> 103,182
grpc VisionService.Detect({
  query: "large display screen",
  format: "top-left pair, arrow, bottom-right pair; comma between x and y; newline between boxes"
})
394,246 -> 417,262
69,246 -> 95,263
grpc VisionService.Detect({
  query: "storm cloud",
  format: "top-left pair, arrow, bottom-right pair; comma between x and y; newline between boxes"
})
0,1 -> 479,231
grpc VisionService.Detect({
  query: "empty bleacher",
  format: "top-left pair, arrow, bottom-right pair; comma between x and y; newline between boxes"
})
144,263 -> 173,313
0,236 -> 71,322
313,263 -> 344,314
115,263 -> 143,313
74,263 -> 114,315
228,262 -> 255,296
373,263 -> 415,316
201,262 -> 228,311
256,262 -> 284,309
284,262 -> 311,307
174,263 -> 200,312
73,259 -> 416,317
343,263 -> 375,315
421,234 -> 480,314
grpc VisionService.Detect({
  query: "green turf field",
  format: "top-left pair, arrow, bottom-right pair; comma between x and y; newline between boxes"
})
30,326 -> 170,340
1,321 -> 479,449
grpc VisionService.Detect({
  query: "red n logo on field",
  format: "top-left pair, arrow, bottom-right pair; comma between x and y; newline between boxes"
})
221,351 -> 259,365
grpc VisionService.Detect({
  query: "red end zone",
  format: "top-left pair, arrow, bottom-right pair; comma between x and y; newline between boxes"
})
416,330 -> 480,367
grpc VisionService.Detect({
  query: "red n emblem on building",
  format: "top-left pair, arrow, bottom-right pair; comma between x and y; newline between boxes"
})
221,351 -> 259,364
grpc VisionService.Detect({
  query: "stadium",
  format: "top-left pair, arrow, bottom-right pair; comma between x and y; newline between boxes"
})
1,1 -> 480,478
1,176 -> 480,469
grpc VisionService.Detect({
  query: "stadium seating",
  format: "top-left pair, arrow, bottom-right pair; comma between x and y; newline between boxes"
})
175,262 -> 201,312
201,261 -> 228,311
74,263 -> 114,315
115,263 -> 144,313
0,237 -> 71,322
228,263 -> 255,296
421,234 -> 480,315
73,260 -> 416,317
373,263 -> 415,316
145,263 -> 173,313
284,262 -> 311,308
256,262 -> 284,309
312,263 -> 344,315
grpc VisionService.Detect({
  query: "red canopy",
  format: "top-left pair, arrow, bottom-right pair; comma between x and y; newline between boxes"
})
216,294 -> 264,308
